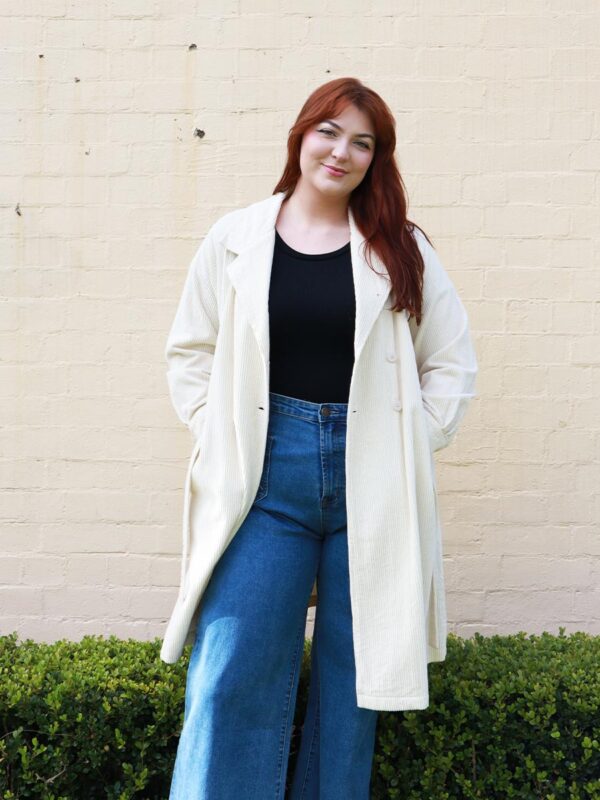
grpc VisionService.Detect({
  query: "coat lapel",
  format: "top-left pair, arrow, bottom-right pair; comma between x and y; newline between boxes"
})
221,191 -> 393,367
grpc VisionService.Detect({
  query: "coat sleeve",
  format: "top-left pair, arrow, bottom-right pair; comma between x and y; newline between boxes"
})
165,225 -> 220,444
409,231 -> 478,453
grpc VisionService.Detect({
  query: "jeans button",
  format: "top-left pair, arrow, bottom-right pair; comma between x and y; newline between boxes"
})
322,406 -> 330,417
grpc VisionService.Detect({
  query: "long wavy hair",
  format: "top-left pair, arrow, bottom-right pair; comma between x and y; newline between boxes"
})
273,77 -> 433,325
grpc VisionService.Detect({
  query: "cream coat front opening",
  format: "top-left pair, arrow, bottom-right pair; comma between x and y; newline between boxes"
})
160,191 -> 478,711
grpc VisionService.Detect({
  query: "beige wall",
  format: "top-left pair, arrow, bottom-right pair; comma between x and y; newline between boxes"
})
2,2 -> 599,647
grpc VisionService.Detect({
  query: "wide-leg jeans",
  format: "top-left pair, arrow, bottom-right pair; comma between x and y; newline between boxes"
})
168,391 -> 379,799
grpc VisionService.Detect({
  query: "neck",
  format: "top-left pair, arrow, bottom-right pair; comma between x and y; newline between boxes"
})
281,179 -> 351,232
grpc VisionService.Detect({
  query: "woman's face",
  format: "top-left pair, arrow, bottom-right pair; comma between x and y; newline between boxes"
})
298,104 -> 376,198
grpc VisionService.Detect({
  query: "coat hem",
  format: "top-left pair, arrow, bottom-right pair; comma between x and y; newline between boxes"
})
427,643 -> 446,662
159,647 -> 180,664
356,693 -> 430,711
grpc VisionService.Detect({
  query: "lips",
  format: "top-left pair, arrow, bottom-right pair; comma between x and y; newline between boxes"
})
322,163 -> 347,176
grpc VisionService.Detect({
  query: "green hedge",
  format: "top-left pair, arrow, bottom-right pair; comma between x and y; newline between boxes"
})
0,628 -> 598,799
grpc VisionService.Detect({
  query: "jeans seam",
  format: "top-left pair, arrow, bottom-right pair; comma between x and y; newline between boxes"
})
299,670 -> 320,798
318,423 -> 326,536
275,621 -> 304,799
256,434 -> 274,501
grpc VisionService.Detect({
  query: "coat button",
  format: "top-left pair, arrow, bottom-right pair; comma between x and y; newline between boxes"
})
392,399 -> 402,411
386,352 -> 397,362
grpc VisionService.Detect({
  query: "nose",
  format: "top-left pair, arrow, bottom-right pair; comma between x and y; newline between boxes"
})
331,139 -> 350,160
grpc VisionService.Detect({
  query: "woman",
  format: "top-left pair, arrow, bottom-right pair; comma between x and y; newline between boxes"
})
163,77 -> 478,799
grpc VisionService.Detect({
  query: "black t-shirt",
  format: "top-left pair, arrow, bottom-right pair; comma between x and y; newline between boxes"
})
268,229 -> 356,403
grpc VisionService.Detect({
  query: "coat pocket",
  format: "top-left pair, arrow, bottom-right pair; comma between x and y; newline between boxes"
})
422,401 -> 448,453
255,435 -> 275,502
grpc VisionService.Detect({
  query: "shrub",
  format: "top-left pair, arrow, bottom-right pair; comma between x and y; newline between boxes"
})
372,629 -> 600,799
0,628 -> 598,799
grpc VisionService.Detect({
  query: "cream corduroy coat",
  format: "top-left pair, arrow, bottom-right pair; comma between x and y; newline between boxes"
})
160,191 -> 478,711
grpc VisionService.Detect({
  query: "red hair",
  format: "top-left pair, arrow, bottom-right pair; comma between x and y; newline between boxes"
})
273,77 -> 433,325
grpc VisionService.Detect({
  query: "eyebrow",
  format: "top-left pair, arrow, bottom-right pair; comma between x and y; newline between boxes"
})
321,119 -> 376,141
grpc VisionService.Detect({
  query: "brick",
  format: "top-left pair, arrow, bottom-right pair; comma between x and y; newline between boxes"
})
0,587 -> 43,615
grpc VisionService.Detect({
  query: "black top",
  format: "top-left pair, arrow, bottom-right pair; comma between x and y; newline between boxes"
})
268,229 -> 356,403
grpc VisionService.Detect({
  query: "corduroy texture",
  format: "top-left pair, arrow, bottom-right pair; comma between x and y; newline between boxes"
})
160,191 -> 478,710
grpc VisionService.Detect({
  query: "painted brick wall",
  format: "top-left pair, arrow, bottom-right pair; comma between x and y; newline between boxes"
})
2,1 -> 599,649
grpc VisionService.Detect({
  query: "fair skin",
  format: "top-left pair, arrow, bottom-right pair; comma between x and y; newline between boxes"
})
275,104 -> 376,254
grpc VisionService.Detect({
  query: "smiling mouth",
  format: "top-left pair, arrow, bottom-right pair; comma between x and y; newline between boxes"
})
322,164 -> 347,176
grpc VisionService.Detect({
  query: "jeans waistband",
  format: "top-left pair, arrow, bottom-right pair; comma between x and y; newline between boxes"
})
268,391 -> 348,423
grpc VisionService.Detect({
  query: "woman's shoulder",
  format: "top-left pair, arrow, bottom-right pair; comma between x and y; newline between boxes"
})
205,204 -> 246,242
206,193 -> 281,245
408,223 -> 458,300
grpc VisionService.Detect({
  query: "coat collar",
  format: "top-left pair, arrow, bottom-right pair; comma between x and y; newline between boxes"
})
218,191 -> 393,366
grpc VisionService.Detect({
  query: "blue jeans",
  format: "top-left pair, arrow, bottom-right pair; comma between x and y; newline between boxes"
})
169,391 -> 379,799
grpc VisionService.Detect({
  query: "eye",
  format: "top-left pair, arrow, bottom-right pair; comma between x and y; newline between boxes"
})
317,128 -> 371,150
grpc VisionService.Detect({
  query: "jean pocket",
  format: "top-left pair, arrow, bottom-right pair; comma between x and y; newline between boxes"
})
255,434 -> 275,501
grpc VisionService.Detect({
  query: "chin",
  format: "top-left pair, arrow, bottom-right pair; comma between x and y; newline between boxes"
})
315,176 -> 346,191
